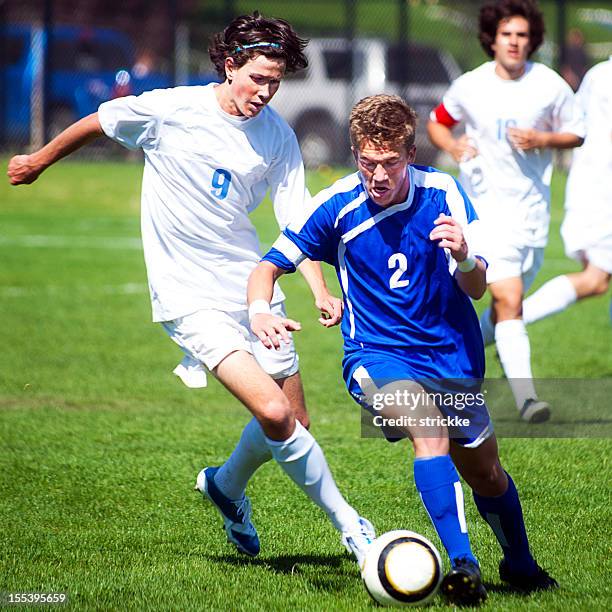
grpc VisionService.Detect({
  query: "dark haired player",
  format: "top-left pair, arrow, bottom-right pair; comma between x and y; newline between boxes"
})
428,0 -> 584,423
7,12 -> 374,564
249,94 -> 558,606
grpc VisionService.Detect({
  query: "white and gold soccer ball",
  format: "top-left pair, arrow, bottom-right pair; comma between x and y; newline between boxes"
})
361,530 -> 443,607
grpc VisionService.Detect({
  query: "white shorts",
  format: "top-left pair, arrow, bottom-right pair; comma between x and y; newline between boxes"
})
561,209 -> 612,274
162,303 -> 299,388
485,244 -> 544,291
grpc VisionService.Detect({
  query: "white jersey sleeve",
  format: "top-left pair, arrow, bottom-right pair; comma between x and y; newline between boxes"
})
98,88 -> 177,150
550,77 -> 585,136
564,58 -> 612,217
441,73 -> 470,122
266,132 -> 310,231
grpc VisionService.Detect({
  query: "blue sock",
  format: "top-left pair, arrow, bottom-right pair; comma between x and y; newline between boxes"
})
414,455 -> 477,567
472,472 -> 537,575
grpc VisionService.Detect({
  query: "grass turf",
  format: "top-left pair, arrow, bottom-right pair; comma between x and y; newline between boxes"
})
1,158 -> 611,610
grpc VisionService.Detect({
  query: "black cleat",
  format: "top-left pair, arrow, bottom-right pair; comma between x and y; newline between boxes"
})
441,558 -> 488,606
499,559 -> 559,593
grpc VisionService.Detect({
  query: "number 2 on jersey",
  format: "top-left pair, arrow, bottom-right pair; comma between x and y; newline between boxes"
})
211,169 -> 232,199
388,253 -> 410,289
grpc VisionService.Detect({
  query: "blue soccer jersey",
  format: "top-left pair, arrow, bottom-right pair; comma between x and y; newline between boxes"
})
263,165 -> 487,381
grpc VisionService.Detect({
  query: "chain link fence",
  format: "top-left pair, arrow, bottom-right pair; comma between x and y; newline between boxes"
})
2,0 -> 611,165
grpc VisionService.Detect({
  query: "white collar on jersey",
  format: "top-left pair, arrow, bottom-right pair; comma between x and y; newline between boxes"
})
344,166 -> 415,244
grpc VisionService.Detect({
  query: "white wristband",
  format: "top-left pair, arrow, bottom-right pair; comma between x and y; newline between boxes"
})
248,299 -> 271,321
457,255 -> 477,273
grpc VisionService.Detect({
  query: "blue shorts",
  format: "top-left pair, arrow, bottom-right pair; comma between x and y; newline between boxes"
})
343,347 -> 493,448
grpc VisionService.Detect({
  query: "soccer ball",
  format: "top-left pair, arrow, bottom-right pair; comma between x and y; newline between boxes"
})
361,530 -> 443,607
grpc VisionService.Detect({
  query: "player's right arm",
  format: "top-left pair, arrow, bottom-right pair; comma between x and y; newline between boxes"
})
248,196 -> 338,349
427,105 -> 477,163
7,113 -> 104,185
427,75 -> 478,163
266,131 -> 343,327
247,261 -> 301,350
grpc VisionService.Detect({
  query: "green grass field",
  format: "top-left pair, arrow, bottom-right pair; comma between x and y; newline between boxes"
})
1,159 -> 611,610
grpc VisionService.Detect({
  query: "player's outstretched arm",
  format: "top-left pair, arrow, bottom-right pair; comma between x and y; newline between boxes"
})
296,259 -> 343,327
248,260 -> 302,350
7,113 -> 105,186
429,214 -> 486,299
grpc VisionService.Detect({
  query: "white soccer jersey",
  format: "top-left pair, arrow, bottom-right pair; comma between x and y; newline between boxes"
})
565,57 -> 612,217
98,84 -> 309,322
441,61 -> 584,247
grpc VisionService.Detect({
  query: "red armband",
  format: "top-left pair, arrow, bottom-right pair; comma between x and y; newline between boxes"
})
430,103 -> 459,128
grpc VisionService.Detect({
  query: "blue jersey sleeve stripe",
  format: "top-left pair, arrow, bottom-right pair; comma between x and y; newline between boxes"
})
451,177 -> 478,224
262,247 -> 297,272
446,182 -> 469,227
334,190 -> 367,228
412,167 -> 477,227
272,234 -> 307,266
412,167 -> 487,266
289,172 -> 363,233
475,255 -> 489,269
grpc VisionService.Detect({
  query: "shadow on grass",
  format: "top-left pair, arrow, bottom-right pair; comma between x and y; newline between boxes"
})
209,551 -> 345,572
483,581 -> 540,596
493,417 -> 612,425
206,552 -> 355,592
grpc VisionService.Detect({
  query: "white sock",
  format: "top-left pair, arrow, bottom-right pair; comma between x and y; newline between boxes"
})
479,307 -> 495,346
266,420 -> 360,532
214,418 -> 272,499
523,275 -> 577,324
495,319 -> 537,409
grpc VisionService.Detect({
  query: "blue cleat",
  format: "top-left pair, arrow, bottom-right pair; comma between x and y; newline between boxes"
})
194,466 -> 260,557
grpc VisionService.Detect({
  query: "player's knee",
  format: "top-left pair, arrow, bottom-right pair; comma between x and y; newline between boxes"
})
257,396 -> 294,437
590,276 -> 610,296
577,268 -> 610,297
468,461 -> 506,496
492,296 -> 522,320
412,436 -> 449,457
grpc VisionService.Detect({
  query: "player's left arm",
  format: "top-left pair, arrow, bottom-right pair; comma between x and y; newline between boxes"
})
506,128 -> 583,151
296,260 -> 343,326
508,78 -> 585,151
429,214 -> 487,299
267,132 -> 342,326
